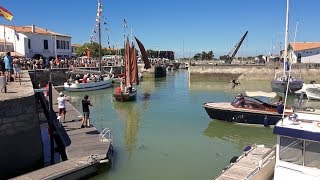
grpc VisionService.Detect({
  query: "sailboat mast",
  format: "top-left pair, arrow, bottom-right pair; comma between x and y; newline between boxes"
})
98,0 -> 102,72
283,0 -> 290,76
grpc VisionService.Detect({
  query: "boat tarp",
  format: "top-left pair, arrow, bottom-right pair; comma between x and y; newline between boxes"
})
245,91 -> 277,98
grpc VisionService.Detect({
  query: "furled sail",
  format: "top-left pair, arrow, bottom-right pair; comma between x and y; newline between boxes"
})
130,43 -> 139,85
134,36 -> 151,69
125,39 -> 131,88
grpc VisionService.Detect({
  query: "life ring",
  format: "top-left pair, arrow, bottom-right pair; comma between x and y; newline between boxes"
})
317,122 -> 320,128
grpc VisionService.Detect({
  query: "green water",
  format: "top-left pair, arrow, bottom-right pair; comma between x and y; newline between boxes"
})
64,70 -> 314,180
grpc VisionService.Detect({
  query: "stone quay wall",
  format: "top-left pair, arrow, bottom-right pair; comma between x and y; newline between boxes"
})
0,74 -> 43,178
189,64 -> 320,81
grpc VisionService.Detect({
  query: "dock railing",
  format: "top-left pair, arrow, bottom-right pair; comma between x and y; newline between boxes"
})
245,145 -> 276,179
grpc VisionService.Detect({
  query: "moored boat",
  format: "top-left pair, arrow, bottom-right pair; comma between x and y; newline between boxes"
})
64,74 -> 113,92
113,36 -> 151,102
306,87 -> 320,100
271,74 -> 303,94
203,91 -> 293,126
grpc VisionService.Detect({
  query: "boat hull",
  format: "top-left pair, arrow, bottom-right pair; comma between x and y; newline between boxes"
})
306,87 -> 320,100
203,104 -> 282,125
113,89 -> 137,102
64,79 -> 113,92
271,80 -> 303,94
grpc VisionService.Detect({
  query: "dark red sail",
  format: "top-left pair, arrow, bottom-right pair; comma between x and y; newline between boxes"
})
134,36 -> 151,69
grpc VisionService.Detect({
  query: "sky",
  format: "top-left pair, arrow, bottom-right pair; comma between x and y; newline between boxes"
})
1,0 -> 320,57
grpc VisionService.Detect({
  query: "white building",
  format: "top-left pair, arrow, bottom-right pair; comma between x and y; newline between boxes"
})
288,42 -> 320,63
0,24 -> 72,58
71,44 -> 81,57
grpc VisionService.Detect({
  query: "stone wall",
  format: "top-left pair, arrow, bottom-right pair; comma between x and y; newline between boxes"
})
0,74 -> 43,178
189,65 -> 320,81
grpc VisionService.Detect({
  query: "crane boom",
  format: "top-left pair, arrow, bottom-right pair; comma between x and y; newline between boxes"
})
226,31 -> 248,64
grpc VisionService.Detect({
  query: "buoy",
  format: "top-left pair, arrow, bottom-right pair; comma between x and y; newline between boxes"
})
264,116 -> 269,127
230,156 -> 239,164
243,146 -> 251,152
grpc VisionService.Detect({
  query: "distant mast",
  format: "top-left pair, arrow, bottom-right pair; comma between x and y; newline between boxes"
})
283,0 -> 290,76
97,0 -> 102,72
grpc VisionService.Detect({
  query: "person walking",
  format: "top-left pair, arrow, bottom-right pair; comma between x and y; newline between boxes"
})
13,58 -> 22,81
4,52 -> 13,82
81,95 -> 92,128
57,92 -> 67,123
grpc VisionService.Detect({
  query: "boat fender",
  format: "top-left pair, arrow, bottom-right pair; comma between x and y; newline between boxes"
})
243,146 -> 251,152
229,156 -> 238,164
264,116 -> 269,127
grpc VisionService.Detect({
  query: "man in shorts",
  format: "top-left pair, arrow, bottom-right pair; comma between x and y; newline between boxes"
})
57,92 -> 67,123
4,52 -> 13,82
81,95 -> 92,128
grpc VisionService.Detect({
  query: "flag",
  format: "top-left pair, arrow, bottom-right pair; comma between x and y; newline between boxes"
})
124,19 -> 127,28
0,6 -> 13,21
14,29 -> 19,41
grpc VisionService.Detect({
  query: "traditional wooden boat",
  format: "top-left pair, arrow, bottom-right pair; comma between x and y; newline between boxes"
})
113,36 -> 151,102
203,91 -> 293,126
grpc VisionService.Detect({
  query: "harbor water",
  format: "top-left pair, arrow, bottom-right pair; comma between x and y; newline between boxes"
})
64,69 -> 315,180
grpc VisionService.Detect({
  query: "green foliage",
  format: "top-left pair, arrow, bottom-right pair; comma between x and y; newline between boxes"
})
76,42 -> 98,57
193,50 -> 214,60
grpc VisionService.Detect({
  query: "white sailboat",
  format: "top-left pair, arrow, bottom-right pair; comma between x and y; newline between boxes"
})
64,0 -> 113,92
270,0 -> 303,94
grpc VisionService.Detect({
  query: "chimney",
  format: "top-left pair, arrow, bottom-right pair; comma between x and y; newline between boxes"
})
31,24 -> 35,33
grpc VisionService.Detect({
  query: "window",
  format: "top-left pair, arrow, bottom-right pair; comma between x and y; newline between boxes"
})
279,136 -> 303,165
56,40 -> 60,49
305,141 -> 320,168
67,41 -> 69,49
28,39 -> 31,49
43,40 -> 48,50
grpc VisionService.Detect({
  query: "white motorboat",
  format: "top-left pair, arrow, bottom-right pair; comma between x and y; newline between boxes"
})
306,87 -> 320,100
240,111 -> 320,180
64,74 -> 114,92
272,112 -> 320,180
296,82 -> 320,94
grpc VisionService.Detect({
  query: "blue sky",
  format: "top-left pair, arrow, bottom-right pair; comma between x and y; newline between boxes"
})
2,0 -> 320,57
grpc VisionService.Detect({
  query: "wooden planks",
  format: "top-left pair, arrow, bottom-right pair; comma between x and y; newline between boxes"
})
215,146 -> 270,180
14,88 -> 111,179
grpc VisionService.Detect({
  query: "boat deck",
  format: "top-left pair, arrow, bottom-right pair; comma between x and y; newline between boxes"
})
204,102 -> 286,115
14,88 -> 112,179
214,146 -> 271,180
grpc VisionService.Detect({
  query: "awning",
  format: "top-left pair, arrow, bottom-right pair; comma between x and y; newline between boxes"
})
245,91 -> 277,98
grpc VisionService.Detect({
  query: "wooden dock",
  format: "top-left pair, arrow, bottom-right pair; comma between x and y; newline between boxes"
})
214,145 -> 274,180
14,88 -> 112,179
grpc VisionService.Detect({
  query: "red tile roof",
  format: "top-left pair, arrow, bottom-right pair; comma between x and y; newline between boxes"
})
289,42 -> 320,51
5,25 -> 70,37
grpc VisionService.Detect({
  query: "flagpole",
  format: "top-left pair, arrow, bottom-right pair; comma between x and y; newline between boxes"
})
98,0 -> 102,72
3,23 -> 6,53
14,29 -> 16,55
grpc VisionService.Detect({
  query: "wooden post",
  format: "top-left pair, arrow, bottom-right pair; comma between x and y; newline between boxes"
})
48,81 -> 54,164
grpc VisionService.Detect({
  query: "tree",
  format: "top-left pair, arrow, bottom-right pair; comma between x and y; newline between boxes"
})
75,42 -> 101,58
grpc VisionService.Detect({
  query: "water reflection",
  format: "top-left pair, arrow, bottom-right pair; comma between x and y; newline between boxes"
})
113,102 -> 140,158
203,120 -> 276,149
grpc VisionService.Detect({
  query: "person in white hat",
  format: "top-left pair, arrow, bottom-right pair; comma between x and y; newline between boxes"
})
57,92 -> 67,123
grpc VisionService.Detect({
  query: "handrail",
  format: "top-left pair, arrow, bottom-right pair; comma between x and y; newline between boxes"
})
245,145 -> 276,179
99,128 -> 112,144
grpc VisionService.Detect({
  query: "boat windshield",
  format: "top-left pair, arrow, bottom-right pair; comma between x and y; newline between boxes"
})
279,136 -> 320,169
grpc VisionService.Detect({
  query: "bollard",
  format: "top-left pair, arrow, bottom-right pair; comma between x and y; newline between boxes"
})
0,76 -> 7,93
